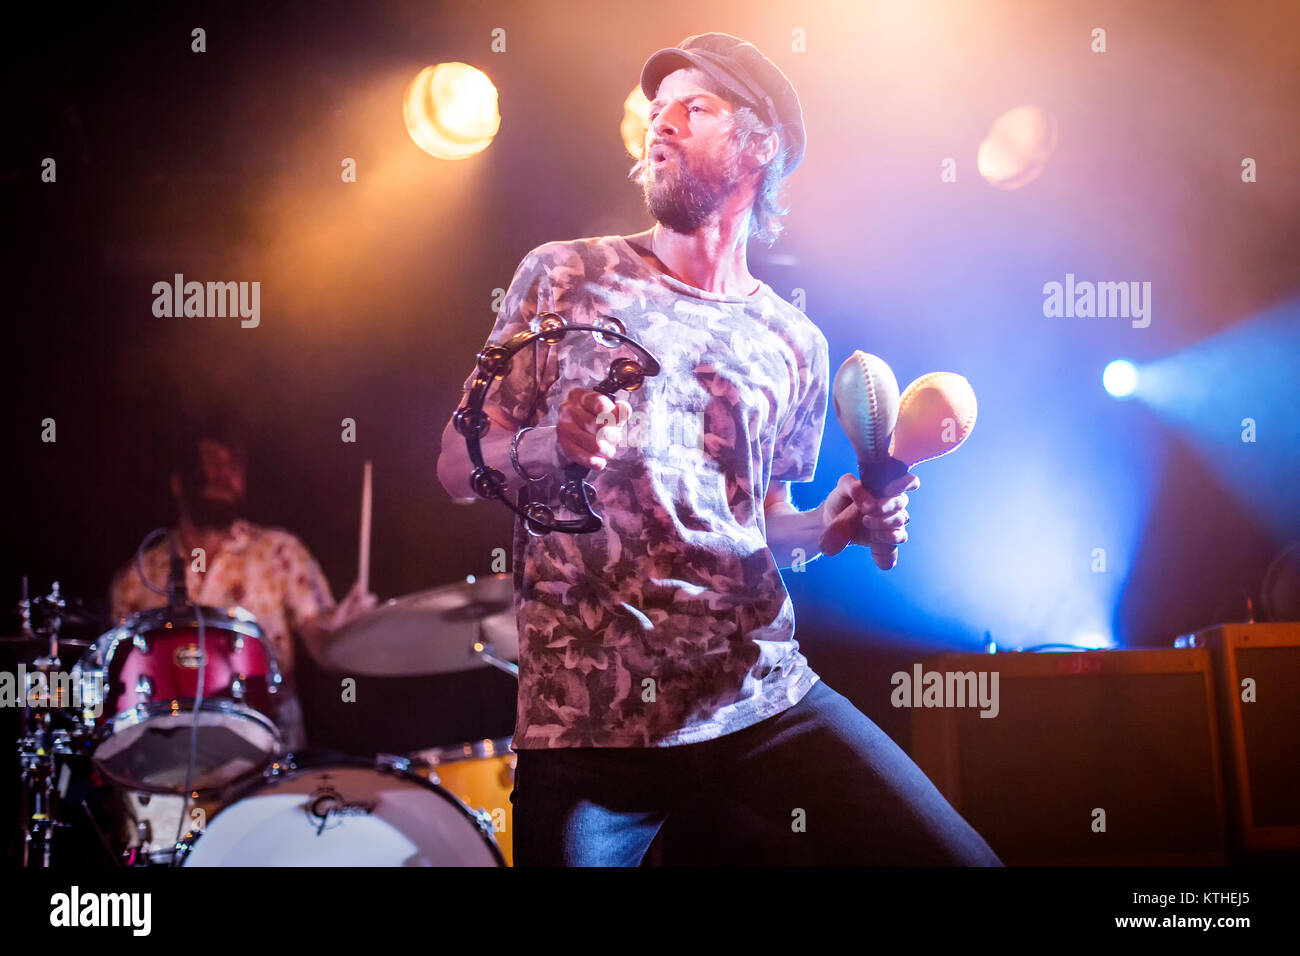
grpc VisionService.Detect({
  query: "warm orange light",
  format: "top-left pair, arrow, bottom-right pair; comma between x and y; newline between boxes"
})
977,105 -> 1057,190
621,85 -> 651,158
404,63 -> 501,160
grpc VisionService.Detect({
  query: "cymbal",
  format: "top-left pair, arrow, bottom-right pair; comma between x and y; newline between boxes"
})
317,574 -> 519,677
0,634 -> 93,666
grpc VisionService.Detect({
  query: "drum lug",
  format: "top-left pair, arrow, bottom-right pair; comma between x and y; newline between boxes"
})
376,753 -> 411,774
263,754 -> 296,779
134,675 -> 153,702
230,677 -> 245,700
133,634 -> 150,655
232,634 -> 244,651
471,809 -> 496,838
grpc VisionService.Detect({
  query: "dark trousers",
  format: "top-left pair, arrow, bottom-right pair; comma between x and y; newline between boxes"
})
510,680 -> 1003,866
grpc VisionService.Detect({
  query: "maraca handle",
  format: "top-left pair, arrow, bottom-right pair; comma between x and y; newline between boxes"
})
858,455 -> 908,497
859,455 -> 909,570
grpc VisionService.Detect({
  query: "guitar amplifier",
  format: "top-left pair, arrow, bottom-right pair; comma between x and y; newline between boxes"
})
911,649 -> 1227,866
1191,622 -> 1300,850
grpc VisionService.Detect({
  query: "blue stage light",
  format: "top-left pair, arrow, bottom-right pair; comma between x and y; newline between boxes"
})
1103,359 -> 1139,398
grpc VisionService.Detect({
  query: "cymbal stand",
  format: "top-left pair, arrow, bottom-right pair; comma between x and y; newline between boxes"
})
16,579 -> 75,867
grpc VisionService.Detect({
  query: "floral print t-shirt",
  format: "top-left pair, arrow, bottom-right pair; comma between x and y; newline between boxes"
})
108,520 -> 335,675
457,235 -> 830,749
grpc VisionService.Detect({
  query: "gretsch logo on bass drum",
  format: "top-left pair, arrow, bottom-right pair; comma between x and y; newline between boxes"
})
174,645 -> 204,669
305,776 -> 378,835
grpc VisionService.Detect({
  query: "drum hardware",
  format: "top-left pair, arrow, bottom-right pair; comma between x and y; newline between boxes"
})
409,737 -> 516,866
70,598 -> 286,866
102,785 -> 226,867
74,604 -> 284,790
455,312 -> 662,535
11,543 -> 527,869
13,578 -> 86,867
262,753 -> 297,779
174,752 -> 506,866
473,640 -> 519,679
461,575 -> 519,678
468,807 -> 496,840
375,748 -> 501,849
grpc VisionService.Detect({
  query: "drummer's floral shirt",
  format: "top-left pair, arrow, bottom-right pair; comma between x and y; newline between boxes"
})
455,235 -> 829,748
108,520 -> 335,675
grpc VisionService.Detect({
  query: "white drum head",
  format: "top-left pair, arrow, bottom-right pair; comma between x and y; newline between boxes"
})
180,763 -> 503,866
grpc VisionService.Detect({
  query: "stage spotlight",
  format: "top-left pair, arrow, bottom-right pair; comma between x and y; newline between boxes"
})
1103,359 -> 1139,399
978,105 -> 1057,190
1141,297 -> 1300,529
404,63 -> 500,160
621,85 -> 651,158
1072,631 -> 1117,650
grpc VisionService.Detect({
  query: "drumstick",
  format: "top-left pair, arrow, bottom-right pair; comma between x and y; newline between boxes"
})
358,460 -> 372,595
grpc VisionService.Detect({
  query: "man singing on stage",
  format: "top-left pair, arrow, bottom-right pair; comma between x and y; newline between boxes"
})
437,32 -> 1000,866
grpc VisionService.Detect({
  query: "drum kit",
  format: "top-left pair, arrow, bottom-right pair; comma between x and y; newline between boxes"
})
6,318 -> 666,869
8,571 -> 522,868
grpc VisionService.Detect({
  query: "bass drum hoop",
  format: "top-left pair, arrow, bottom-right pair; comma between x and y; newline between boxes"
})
174,754 -> 506,867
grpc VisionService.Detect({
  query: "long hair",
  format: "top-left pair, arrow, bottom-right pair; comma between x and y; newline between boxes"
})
727,104 -> 790,246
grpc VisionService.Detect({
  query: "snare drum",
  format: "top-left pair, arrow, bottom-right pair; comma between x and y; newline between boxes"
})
410,737 -> 516,866
74,606 -> 283,794
176,754 -> 505,866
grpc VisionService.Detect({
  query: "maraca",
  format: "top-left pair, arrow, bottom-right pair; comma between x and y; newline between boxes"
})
890,371 -> 978,468
832,351 -> 904,570
833,352 -> 978,569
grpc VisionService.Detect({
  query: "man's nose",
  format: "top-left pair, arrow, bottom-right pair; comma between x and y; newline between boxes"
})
651,105 -> 681,137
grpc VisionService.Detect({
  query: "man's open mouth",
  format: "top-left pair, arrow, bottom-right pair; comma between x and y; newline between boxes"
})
650,144 -> 677,165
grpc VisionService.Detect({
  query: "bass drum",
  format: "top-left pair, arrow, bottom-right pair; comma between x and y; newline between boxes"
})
410,737 -> 515,866
177,755 -> 504,867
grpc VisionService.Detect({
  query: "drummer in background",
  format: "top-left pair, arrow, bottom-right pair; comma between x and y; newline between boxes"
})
108,417 -> 377,748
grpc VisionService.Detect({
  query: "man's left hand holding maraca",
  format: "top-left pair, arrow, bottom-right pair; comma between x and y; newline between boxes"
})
817,472 -> 920,560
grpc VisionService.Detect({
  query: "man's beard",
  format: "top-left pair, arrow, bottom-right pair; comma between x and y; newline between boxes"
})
641,145 -> 741,235
183,491 -> 243,531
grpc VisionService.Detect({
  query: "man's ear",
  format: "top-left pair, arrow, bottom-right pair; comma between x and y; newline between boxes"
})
742,131 -> 779,175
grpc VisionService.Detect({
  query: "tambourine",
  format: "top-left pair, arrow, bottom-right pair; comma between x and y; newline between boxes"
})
453,312 -> 661,535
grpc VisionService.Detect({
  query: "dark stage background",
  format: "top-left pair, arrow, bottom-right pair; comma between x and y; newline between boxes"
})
5,0 -> 1299,752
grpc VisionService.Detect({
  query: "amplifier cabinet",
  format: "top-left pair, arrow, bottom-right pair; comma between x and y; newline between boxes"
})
911,649 -> 1227,866
1193,622 -> 1300,851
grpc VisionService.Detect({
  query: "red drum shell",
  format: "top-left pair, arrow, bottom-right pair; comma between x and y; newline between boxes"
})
105,626 -> 272,719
